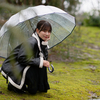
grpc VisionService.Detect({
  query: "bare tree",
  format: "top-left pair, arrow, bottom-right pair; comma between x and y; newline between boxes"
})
64,0 -> 81,15
90,0 -> 100,16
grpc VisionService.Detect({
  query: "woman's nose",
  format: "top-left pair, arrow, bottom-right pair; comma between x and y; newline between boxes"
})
46,32 -> 49,35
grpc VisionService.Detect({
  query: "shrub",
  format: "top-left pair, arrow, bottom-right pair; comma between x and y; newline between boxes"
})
83,15 -> 100,27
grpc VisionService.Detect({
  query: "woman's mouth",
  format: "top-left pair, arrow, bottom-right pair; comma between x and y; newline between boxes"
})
44,36 -> 48,38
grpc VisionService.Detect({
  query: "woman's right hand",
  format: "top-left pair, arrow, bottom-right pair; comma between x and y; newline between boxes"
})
43,60 -> 50,68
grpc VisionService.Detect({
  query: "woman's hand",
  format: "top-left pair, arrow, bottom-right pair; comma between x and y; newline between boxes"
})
45,36 -> 50,41
43,60 -> 50,68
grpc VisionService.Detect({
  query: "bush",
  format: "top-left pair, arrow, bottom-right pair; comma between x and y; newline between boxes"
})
83,15 -> 100,27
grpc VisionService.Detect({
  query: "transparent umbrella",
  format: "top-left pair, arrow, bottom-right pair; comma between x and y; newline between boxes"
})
0,5 -> 76,58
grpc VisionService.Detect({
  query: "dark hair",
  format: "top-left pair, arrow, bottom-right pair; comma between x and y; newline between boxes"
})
34,20 -> 52,33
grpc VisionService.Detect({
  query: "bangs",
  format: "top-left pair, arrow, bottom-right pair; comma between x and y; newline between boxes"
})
40,22 -> 52,32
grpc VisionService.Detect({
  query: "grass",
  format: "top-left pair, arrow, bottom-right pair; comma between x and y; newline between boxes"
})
50,26 -> 100,61
48,61 -> 100,100
0,26 -> 100,100
0,61 -> 100,100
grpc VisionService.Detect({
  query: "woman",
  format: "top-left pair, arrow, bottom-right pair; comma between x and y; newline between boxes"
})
1,20 -> 52,94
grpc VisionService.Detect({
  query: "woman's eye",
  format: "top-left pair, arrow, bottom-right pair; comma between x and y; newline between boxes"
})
44,30 -> 47,32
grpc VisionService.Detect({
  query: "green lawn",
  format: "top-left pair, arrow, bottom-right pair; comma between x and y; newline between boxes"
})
0,61 -> 100,100
0,26 -> 100,100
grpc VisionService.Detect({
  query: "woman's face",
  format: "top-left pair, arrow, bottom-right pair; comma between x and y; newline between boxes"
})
36,29 -> 51,41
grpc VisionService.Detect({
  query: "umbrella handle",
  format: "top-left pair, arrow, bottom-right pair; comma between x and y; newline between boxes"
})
48,64 -> 54,73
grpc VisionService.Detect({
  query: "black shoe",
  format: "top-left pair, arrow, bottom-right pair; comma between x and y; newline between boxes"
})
22,85 -> 28,92
8,83 -> 24,93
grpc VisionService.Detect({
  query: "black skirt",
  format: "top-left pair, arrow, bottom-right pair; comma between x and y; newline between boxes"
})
25,65 -> 50,94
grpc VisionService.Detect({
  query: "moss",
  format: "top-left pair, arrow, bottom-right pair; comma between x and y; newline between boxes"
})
0,60 -> 100,100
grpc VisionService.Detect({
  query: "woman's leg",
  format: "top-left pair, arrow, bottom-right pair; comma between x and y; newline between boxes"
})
25,76 -> 37,94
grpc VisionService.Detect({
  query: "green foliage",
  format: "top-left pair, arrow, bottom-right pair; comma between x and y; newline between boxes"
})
0,2 -> 26,22
65,0 -> 81,15
1,0 -> 81,14
47,0 -> 62,9
83,15 -> 100,27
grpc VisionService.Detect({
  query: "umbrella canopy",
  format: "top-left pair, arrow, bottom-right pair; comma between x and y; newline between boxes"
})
0,5 -> 75,58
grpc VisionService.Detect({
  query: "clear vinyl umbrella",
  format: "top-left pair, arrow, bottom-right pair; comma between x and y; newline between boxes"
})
0,5 -> 76,58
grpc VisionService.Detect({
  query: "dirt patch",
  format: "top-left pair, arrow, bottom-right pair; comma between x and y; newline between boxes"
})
48,54 -> 75,62
0,58 -> 4,64
0,61 -> 3,64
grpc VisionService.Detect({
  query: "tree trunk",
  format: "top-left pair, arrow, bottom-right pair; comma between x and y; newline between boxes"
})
61,0 -> 64,10
6,0 -> 12,3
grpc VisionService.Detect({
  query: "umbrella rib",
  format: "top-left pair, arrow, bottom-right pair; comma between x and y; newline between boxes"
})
29,20 -> 34,32
43,12 -> 75,33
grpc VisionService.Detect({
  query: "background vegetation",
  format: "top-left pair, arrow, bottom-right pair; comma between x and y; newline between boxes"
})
0,0 -> 100,100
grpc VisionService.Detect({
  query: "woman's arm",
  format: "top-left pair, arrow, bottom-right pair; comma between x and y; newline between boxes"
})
17,38 -> 41,67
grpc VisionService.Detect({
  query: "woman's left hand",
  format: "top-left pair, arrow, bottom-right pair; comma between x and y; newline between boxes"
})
43,60 -> 50,68
45,36 -> 50,42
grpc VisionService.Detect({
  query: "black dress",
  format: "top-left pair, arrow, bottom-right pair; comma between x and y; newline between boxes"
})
1,34 -> 50,94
